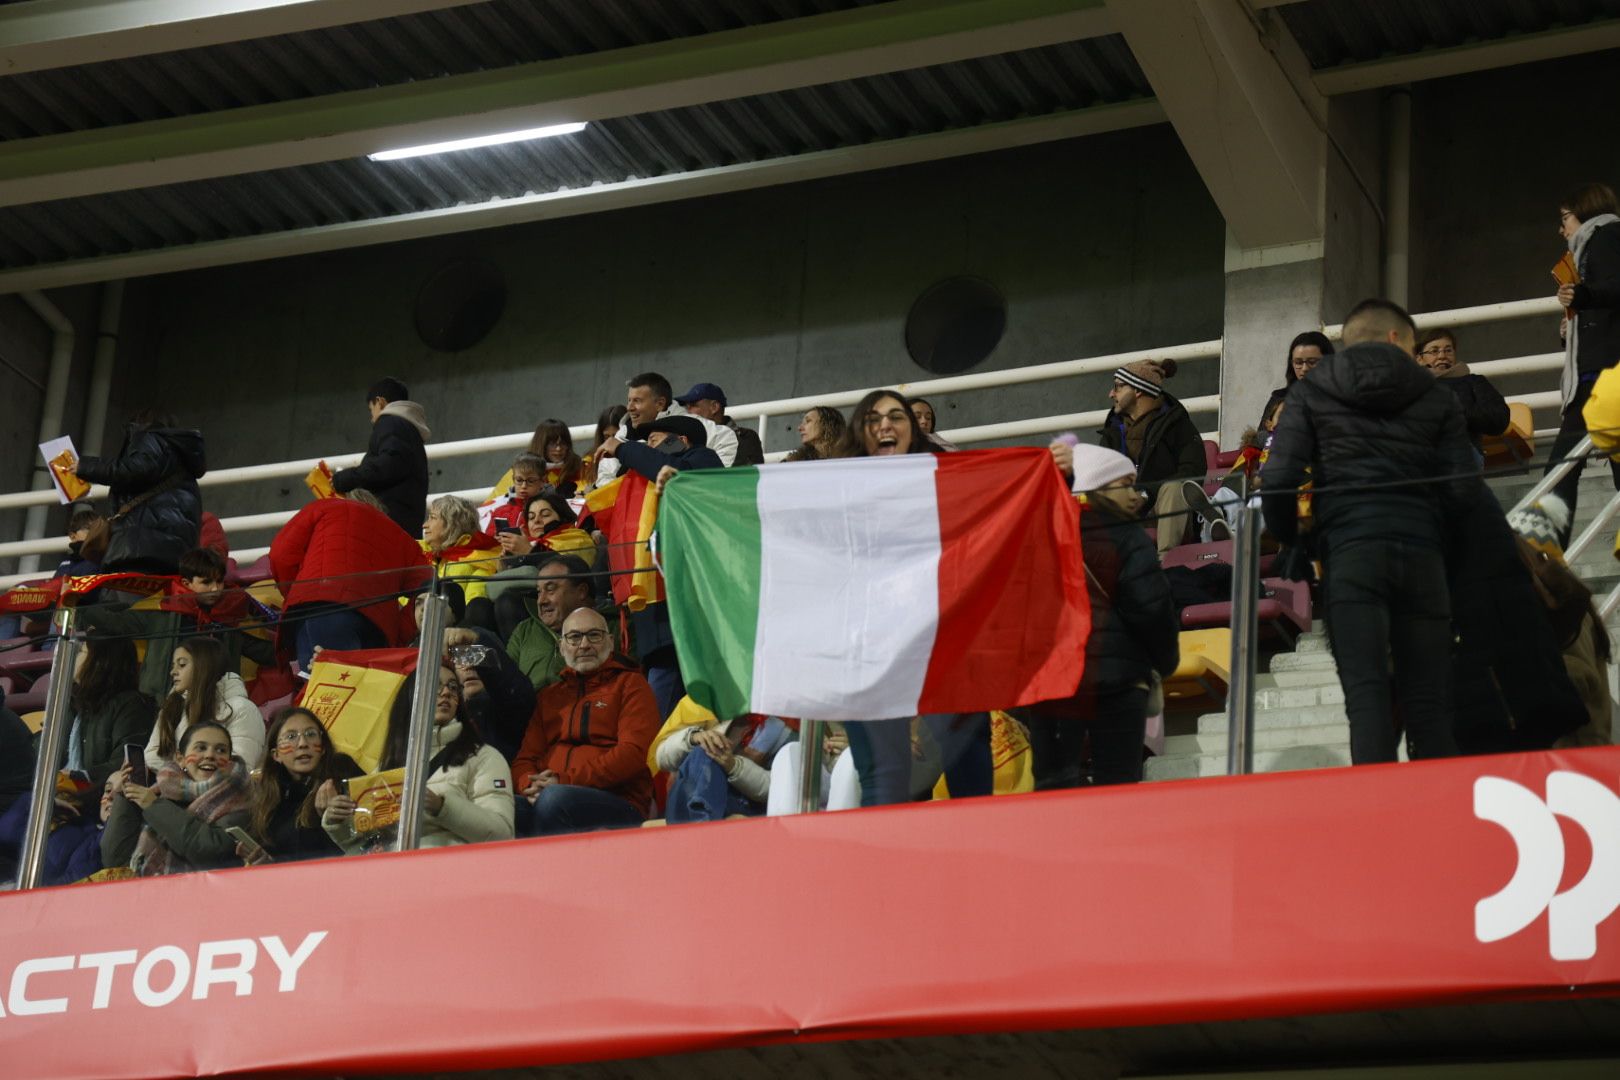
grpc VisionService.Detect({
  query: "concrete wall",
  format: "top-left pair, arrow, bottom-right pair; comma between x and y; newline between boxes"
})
108,126 -> 1228,538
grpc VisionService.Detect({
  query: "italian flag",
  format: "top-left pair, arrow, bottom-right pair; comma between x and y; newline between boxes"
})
659,448 -> 1088,721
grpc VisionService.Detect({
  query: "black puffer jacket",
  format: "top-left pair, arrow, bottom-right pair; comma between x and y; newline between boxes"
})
75,425 -> 207,574
1076,502 -> 1179,692
1261,342 -> 1477,549
1571,219 -> 1620,377
1435,364 -> 1510,449
331,403 -> 429,537
1096,392 -> 1206,496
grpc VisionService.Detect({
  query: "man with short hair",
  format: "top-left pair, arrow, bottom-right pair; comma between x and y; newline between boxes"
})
676,382 -> 765,465
594,371 -> 738,485
1262,298 -> 1476,764
511,607 -> 661,835
331,377 -> 430,537
504,554 -> 595,691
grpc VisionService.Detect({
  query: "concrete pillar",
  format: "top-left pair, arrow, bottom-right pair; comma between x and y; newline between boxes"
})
1219,237 -> 1326,445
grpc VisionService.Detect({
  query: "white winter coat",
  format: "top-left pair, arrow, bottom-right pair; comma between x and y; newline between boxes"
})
322,720 -> 515,851
144,672 -> 266,773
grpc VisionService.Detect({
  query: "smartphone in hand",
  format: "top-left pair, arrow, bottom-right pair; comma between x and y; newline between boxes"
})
123,744 -> 151,788
225,826 -> 274,865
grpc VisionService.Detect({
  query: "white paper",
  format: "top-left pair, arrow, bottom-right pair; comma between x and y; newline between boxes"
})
38,435 -> 83,505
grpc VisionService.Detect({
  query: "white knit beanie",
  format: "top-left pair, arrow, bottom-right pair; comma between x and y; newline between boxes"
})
1069,445 -> 1137,493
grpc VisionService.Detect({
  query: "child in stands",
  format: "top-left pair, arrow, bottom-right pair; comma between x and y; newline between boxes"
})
249,707 -> 361,861
483,452 -> 546,536
143,636 -> 266,773
103,720 -> 253,876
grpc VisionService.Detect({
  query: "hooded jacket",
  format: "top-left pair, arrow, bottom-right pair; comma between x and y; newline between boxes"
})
512,656 -> 661,813
75,425 -> 207,574
1096,391 -> 1206,496
1074,500 -> 1180,692
1261,342 -> 1478,549
332,400 -> 430,537
1435,362 -> 1511,449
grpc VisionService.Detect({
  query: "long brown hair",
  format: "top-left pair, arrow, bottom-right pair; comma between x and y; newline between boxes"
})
583,405 -> 627,487
155,636 -> 227,760
72,630 -> 141,713
527,418 -> 583,485
250,707 -> 344,842
841,390 -> 936,457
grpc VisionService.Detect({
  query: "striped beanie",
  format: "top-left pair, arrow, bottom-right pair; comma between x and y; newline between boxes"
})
1506,495 -> 1569,563
1113,358 -> 1178,398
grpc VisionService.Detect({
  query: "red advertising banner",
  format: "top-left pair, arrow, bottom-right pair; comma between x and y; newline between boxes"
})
3,748 -> 1619,1078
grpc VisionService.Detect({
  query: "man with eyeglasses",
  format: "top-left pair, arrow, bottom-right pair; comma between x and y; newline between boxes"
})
1414,327 -> 1509,458
511,608 -> 661,836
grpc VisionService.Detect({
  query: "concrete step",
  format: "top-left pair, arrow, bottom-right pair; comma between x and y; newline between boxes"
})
1144,743 -> 1353,781
1293,633 -> 1331,654
1256,682 -> 1345,709
1271,650 -> 1339,673
1271,668 -> 1343,688
1198,704 -> 1348,733
1165,722 -> 1348,756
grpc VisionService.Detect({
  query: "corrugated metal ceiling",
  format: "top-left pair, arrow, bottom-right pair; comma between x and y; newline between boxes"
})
1281,0 -> 1620,68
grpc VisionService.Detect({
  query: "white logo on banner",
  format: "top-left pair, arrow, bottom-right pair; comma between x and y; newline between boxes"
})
1474,774 -> 1620,961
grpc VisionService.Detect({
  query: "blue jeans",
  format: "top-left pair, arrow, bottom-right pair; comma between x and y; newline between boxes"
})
291,603 -> 386,671
665,749 -> 757,824
845,712 -> 993,807
644,656 -> 685,720
528,784 -> 644,836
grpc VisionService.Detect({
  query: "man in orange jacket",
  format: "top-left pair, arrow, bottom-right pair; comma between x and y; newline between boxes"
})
511,608 -> 661,836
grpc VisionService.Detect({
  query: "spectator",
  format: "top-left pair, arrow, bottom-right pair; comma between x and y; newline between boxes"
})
269,494 -> 429,672
785,405 -> 847,462
1416,327 -> 1511,455
1259,332 -> 1334,433
485,421 -> 587,505
837,389 -> 991,805
72,408 -> 206,574
0,772 -> 113,887
331,377 -> 430,538
0,689 -> 33,816
103,720 -> 252,876
512,608 -> 660,836
248,706 -> 360,862
144,636 -> 266,773
910,398 -> 959,451
64,631 -> 154,788
1031,446 -> 1178,787
1549,182 -> 1620,533
844,389 -> 938,458
505,555 -> 595,692
55,504 -> 105,578
422,494 -> 501,631
598,416 -> 723,716
1262,298 -> 1475,764
595,372 -> 738,485
80,545 -> 277,701
650,696 -> 785,822
323,664 -> 515,851
492,494 -> 597,641
443,622 -> 537,764
1097,360 -> 1205,555
676,382 -> 765,465
483,452 -> 547,536
580,405 -> 627,490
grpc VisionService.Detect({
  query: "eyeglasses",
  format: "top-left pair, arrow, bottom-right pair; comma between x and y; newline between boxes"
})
863,410 -> 910,429
437,681 -> 463,697
1419,345 -> 1456,358
562,629 -> 609,646
1291,356 -> 1320,369
276,729 -> 323,748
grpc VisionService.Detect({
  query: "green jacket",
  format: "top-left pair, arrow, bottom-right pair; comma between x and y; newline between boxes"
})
73,689 -> 156,787
505,618 -> 565,692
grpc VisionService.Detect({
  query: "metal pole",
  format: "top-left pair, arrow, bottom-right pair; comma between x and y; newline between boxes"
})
797,719 -> 825,814
397,589 -> 448,852
1512,435 -> 1594,515
1225,503 -> 1262,776
1566,490 -> 1620,566
18,607 -> 81,890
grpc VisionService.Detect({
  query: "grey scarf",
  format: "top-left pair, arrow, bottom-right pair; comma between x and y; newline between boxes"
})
1562,212 -> 1620,409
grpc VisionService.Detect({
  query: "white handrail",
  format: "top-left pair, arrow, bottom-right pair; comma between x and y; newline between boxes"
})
1320,296 -> 1561,339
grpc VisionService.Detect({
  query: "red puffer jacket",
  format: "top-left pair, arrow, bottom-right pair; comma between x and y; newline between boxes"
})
269,499 -> 430,649
512,657 -> 661,812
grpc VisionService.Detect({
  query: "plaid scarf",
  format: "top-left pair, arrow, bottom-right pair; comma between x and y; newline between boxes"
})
131,760 -> 250,877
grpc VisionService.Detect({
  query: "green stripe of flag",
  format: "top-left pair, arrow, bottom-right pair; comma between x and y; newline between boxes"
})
659,466 -> 763,719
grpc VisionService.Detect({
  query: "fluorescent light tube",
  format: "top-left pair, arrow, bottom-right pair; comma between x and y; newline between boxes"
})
369,122 -> 588,161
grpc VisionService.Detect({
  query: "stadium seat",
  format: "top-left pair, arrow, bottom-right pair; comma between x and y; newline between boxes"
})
1481,401 -> 1535,467
1179,578 -> 1310,645
1162,629 -> 1231,709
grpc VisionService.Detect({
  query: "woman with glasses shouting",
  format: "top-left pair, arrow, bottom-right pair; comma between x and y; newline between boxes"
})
1414,327 -> 1509,459
247,707 -> 361,862
323,664 -> 515,852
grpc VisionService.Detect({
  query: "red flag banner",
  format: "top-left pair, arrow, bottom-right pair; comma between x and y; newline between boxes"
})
2,748 -> 1619,1078
0,573 -> 177,614
585,471 -> 663,610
